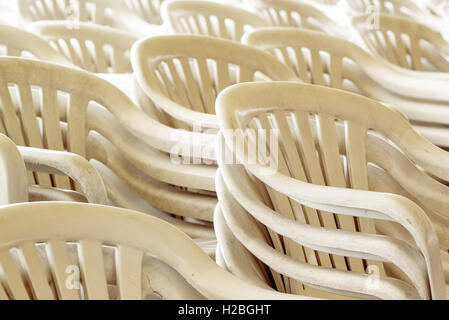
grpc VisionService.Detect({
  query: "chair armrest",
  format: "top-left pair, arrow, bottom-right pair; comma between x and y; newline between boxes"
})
18,147 -> 108,205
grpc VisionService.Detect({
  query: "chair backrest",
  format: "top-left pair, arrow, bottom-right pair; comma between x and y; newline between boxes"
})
242,27 -> 383,96
0,57 -> 217,205
242,27 -> 449,126
344,0 -> 429,17
161,0 -> 267,41
0,57 -> 106,190
17,0 -> 127,25
243,0 -> 343,36
125,0 -> 166,25
131,35 -> 298,130
0,24 -> 71,65
29,21 -> 138,73
0,201 -> 305,300
0,57 -> 146,189
352,14 -> 449,72
216,81 -> 447,299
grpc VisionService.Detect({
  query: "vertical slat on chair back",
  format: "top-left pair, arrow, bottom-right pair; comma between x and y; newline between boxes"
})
116,245 -> 144,300
0,249 -> 31,300
19,242 -> 55,300
77,240 -> 109,300
41,87 -> 70,188
46,240 -> 81,299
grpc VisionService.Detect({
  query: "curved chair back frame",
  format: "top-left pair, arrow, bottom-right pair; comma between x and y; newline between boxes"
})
161,0 -> 267,41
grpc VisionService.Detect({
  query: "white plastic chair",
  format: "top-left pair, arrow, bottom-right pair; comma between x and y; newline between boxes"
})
125,0 -> 166,25
131,35 -> 298,132
243,0 -> 347,37
352,14 -> 449,72
243,27 -> 449,147
17,0 -> 125,26
344,0 -> 432,18
17,0 -> 163,37
0,23 -> 71,65
29,21 -> 138,73
0,201 -> 306,300
216,81 -> 448,299
0,22 -> 134,98
161,0 -> 267,41
346,0 -> 442,32
0,57 -> 216,222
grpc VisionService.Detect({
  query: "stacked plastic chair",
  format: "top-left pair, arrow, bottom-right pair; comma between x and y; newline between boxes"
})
1,6 -> 219,242
343,0 -> 441,31
242,26 -> 449,148
215,81 -> 448,299
351,14 -> 449,146
243,0 -> 348,37
131,34 -> 299,215
0,56 -> 218,248
16,0 -> 164,36
161,0 -> 268,41
0,24 -> 71,64
344,0 -> 432,18
0,202 -> 304,300
29,21 -> 138,74
125,0 -> 166,25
